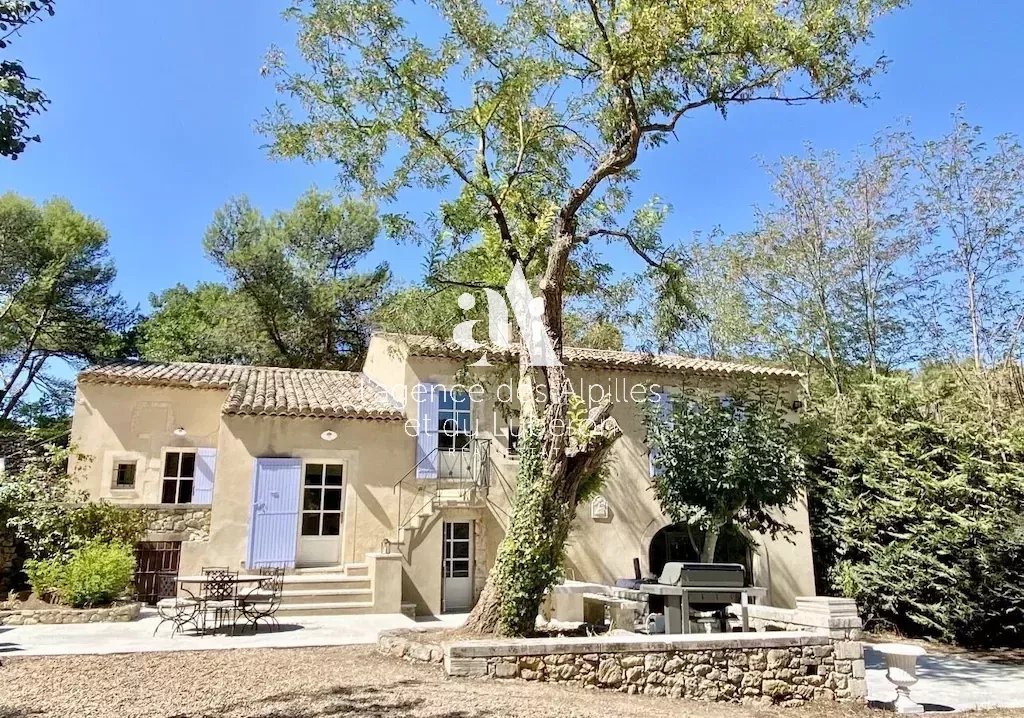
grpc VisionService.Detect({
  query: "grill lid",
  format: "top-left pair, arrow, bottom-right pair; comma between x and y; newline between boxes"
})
658,562 -> 746,586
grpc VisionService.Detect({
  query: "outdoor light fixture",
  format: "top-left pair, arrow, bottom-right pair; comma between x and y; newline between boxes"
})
320,430 -> 338,442
172,427 -> 187,437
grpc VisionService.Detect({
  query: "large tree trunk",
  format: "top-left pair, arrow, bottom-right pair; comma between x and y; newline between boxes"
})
465,218 -> 625,635
465,361 -> 621,636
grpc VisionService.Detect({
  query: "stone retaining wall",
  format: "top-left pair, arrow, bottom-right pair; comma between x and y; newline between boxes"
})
445,632 -> 866,706
379,629 -> 446,664
0,601 -> 141,626
141,505 -> 211,542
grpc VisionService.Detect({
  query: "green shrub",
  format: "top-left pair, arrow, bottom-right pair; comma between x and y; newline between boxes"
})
805,372 -> 1024,647
23,557 -> 64,598
68,503 -> 148,547
0,440 -> 147,566
56,541 -> 135,608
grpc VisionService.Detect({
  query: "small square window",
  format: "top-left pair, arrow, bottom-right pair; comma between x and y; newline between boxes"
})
161,480 -> 177,504
176,479 -> 194,504
113,461 -> 137,489
305,464 -> 324,484
323,488 -> 343,511
163,452 -> 179,477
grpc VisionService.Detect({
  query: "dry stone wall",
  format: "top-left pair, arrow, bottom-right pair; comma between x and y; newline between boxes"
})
141,505 -> 212,542
0,601 -> 141,625
447,634 -> 865,706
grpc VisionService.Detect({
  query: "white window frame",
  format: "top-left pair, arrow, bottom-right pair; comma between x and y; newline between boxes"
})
437,389 -> 472,453
161,449 -> 197,504
299,461 -> 346,538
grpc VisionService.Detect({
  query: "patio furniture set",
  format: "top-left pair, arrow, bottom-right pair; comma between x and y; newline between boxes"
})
153,566 -> 284,637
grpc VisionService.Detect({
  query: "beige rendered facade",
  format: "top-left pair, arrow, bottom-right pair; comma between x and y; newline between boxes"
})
69,333 -> 814,617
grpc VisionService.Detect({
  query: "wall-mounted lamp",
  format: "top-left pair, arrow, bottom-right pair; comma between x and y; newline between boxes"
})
173,427 -> 187,437
320,430 -> 338,442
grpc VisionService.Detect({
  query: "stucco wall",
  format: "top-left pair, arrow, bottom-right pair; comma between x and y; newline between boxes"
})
364,336 -> 814,612
68,338 -> 814,617
69,383 -> 226,502
192,413 -> 413,575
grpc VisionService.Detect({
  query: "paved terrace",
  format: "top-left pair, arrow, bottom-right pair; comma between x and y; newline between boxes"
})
864,644 -> 1024,712
0,607 -> 466,656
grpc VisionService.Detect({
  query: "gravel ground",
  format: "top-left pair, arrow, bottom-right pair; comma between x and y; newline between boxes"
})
1,645 -> 1023,718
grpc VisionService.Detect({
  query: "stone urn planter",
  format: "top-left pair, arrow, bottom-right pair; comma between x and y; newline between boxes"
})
874,643 -> 927,714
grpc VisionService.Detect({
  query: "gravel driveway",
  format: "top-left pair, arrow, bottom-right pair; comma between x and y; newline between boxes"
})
1,645 -> 1023,718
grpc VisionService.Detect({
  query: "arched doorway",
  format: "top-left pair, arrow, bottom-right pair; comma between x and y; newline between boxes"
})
647,522 -> 753,579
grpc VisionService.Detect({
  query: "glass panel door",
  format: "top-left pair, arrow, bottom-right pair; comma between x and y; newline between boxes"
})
296,463 -> 344,566
442,521 -> 474,612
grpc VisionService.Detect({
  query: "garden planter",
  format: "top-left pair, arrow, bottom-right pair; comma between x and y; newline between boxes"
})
874,643 -> 927,714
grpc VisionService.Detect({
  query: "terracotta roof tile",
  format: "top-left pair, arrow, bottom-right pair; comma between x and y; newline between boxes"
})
379,333 -> 803,380
78,362 -> 404,420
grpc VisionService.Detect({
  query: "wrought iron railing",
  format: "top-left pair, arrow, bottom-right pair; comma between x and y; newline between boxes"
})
390,436 -> 492,544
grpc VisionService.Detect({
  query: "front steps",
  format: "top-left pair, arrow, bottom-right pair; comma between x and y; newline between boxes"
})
275,563 -> 375,617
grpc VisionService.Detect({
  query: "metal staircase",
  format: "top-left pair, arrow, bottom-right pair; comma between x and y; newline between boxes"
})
388,437 -> 492,551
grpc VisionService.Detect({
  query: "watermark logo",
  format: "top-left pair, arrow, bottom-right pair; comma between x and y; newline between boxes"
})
452,262 -> 561,367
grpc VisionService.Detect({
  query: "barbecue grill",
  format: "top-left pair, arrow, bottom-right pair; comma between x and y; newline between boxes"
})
627,560 -> 761,634
658,561 -> 745,609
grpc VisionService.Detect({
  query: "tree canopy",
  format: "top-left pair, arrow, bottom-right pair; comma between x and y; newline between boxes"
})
0,1 -> 56,159
139,190 -> 390,370
682,112 -> 1024,395
0,193 -> 135,423
644,391 -> 805,563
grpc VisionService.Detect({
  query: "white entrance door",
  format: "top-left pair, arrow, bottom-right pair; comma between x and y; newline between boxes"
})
442,521 -> 474,612
296,463 -> 344,566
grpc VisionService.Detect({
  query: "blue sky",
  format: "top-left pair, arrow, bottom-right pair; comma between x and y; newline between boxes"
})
3,1 -> 1024,314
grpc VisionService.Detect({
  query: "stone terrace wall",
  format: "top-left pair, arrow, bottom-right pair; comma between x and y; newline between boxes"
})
0,601 -> 141,626
446,632 -> 866,706
140,505 -> 212,542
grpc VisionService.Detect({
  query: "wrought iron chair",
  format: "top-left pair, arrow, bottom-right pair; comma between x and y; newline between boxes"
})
238,566 -> 284,633
153,574 -> 199,637
200,569 -> 239,635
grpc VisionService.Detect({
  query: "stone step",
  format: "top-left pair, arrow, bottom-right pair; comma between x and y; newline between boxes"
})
279,588 -> 373,605
275,601 -> 376,617
282,574 -> 371,592
294,565 -> 347,575
345,562 -> 369,577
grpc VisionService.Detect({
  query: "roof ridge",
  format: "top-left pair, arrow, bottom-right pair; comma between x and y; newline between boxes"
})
81,359 -> 367,376
372,332 -> 803,379
78,361 -> 405,421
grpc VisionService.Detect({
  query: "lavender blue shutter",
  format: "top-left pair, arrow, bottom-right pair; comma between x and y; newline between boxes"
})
649,390 -> 671,478
416,383 -> 440,479
246,458 -> 302,568
191,447 -> 217,504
